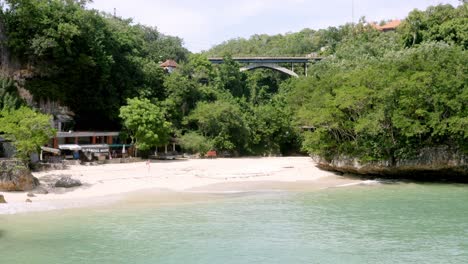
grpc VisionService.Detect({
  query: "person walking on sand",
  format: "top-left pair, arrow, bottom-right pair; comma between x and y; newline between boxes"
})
146,159 -> 151,173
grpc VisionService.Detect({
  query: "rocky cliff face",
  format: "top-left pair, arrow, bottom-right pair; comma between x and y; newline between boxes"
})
315,146 -> 467,182
1,19 -> 73,124
0,18 -> 21,76
0,159 -> 39,191
0,18 -> 9,74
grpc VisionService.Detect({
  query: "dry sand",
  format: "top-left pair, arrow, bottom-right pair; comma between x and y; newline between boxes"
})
0,157 -> 361,214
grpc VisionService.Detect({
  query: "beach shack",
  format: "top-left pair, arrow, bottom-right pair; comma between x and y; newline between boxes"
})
152,138 -> 180,159
46,131 -> 125,162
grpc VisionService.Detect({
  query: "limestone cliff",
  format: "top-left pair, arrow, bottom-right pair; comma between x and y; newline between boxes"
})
1,19 -> 73,125
315,146 -> 467,182
0,17 -> 22,77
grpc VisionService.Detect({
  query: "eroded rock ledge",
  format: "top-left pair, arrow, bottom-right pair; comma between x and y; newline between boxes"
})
315,146 -> 467,182
0,159 -> 39,191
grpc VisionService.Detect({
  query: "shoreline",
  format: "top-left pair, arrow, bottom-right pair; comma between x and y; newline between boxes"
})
0,157 -> 361,214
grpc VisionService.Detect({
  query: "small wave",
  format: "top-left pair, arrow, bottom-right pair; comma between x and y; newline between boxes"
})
0,196 -> 120,215
334,180 -> 381,188
187,189 -> 284,195
187,190 -> 249,194
0,202 -> 62,215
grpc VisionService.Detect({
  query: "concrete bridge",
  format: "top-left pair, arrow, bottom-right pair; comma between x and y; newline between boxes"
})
208,57 -> 323,77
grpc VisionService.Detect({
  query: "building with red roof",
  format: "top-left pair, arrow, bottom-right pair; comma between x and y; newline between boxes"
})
160,59 -> 178,73
371,19 -> 401,32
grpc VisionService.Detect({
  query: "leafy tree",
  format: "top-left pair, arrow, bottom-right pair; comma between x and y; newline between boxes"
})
245,69 -> 287,104
399,3 -> 468,48
214,55 -> 248,98
139,25 -> 189,62
187,100 -> 249,153
1,0 -> 188,129
137,58 -> 167,100
290,42 -> 467,162
178,131 -> 213,155
334,23 -> 400,60
246,100 -> 299,155
162,71 -> 201,127
180,54 -> 215,84
0,106 -> 55,162
119,98 -> 171,156
0,77 -> 20,110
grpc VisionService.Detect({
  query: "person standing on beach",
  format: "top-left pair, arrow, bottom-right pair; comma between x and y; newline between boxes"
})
146,160 -> 151,173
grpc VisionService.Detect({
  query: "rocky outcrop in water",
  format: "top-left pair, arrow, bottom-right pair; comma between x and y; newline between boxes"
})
54,176 -> 82,188
0,194 -> 6,203
0,159 -> 39,191
316,146 -> 467,182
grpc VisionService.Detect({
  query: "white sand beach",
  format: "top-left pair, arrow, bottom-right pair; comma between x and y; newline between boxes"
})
0,157 -> 360,214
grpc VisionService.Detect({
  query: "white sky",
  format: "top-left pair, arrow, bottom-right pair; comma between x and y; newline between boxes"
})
88,0 -> 461,52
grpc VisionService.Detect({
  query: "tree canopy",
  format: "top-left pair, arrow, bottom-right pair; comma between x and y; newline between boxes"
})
285,3 -> 467,162
1,0 -> 189,129
0,106 -> 55,162
119,97 -> 171,154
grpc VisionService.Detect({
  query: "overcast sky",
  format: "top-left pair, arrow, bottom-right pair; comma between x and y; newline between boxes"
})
88,0 -> 461,52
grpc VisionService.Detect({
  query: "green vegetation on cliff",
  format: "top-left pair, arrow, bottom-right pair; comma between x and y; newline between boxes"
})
0,1 -> 466,161
289,42 -> 467,162
286,4 -> 467,162
1,0 -> 188,129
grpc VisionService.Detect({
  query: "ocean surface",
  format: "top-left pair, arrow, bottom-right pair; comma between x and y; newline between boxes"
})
1,182 -> 468,264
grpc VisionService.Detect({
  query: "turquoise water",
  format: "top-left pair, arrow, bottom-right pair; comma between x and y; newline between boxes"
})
1,183 -> 468,263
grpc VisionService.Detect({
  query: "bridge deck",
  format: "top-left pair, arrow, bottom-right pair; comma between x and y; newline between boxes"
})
208,57 -> 322,64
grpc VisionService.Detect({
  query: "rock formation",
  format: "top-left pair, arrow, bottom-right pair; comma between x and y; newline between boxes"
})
316,146 -> 468,182
54,176 -> 82,188
0,159 -> 39,191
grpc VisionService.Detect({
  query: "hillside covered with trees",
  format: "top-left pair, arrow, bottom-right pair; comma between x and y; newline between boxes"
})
0,0 -> 466,167
1,0 -> 188,130
206,3 -> 467,164
285,3 -> 467,164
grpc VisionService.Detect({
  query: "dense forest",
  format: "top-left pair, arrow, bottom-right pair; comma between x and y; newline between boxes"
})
205,3 -> 467,162
1,0 -> 188,130
0,0 -> 466,163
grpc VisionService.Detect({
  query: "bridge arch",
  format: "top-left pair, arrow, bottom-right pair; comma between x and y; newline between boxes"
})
240,63 -> 299,77
208,57 -> 323,78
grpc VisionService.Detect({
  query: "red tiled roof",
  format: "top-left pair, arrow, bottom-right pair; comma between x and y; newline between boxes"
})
160,60 -> 178,68
371,19 -> 401,31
